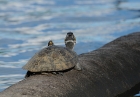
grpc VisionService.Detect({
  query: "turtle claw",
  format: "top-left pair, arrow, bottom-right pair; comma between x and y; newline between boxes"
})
51,72 -> 63,76
74,63 -> 82,71
52,72 -> 57,75
58,72 -> 63,76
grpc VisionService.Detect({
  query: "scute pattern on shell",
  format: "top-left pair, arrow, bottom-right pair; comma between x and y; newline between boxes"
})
22,46 -> 78,72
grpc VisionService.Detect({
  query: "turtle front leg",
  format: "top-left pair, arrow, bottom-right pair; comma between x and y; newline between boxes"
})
74,63 -> 82,71
25,71 -> 33,78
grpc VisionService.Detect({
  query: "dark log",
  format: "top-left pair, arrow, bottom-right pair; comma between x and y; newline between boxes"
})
0,32 -> 140,97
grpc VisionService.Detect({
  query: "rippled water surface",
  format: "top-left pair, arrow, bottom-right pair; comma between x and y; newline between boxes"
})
0,0 -> 140,94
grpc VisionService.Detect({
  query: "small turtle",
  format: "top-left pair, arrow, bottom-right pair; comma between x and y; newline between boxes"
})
47,40 -> 54,46
22,32 -> 81,78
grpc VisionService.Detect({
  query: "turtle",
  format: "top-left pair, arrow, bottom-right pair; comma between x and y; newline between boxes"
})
22,32 -> 81,78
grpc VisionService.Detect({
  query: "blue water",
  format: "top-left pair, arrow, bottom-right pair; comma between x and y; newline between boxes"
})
0,0 -> 140,96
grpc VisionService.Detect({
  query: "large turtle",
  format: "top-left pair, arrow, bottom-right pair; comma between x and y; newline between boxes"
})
22,32 -> 81,78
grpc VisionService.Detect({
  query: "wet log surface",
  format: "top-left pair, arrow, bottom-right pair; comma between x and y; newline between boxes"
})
0,32 -> 140,97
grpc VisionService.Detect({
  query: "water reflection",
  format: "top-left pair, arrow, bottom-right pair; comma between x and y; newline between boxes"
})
0,0 -> 140,94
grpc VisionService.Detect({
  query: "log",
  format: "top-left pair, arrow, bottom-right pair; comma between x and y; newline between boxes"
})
0,32 -> 140,97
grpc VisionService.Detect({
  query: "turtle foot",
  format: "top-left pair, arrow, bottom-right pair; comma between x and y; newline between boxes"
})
74,63 -> 82,71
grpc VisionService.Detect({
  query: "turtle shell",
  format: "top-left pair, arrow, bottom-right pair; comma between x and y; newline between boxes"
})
22,46 -> 78,72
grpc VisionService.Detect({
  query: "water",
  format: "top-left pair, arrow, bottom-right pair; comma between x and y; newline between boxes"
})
0,0 -> 140,95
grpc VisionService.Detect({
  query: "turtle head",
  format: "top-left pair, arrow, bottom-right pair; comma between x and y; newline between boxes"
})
65,32 -> 76,50
48,40 -> 54,46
